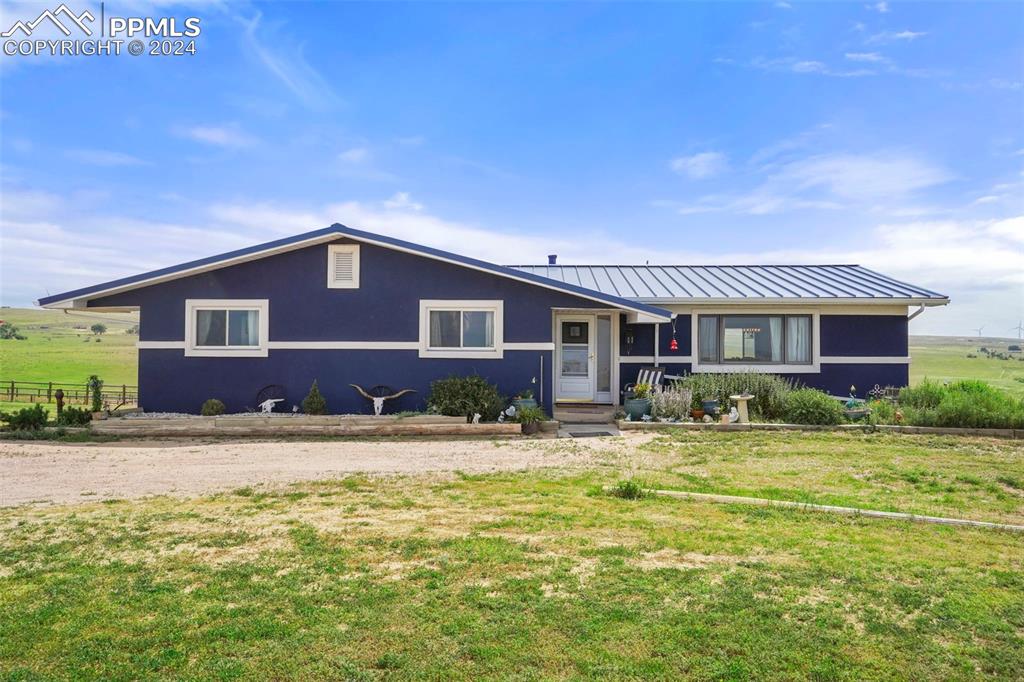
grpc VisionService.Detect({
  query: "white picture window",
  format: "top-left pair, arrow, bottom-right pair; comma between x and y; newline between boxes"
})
185,300 -> 269,357
328,244 -> 360,288
419,300 -> 503,358
695,313 -> 813,369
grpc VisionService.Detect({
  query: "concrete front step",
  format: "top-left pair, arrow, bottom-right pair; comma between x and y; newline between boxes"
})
553,404 -> 616,424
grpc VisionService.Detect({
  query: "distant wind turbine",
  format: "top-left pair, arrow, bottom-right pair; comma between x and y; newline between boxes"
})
1010,321 -> 1024,340
972,325 -> 985,337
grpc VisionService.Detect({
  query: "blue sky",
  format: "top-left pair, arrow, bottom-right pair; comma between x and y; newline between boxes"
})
1,0 -> 1021,335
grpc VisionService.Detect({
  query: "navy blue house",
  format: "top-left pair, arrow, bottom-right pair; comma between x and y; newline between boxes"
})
37,224 -> 949,414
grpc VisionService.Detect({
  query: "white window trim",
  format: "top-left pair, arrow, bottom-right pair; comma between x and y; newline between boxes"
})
327,244 -> 360,289
418,299 -> 504,359
184,299 -> 269,357
690,308 -> 821,374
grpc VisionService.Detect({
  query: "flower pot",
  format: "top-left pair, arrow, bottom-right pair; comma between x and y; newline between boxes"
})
701,400 -> 719,415
624,397 -> 651,421
521,422 -> 539,435
720,414 -> 729,425
691,409 -> 705,420
512,398 -> 538,411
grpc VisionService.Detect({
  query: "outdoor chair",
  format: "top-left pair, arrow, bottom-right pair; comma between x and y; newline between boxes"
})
622,366 -> 665,400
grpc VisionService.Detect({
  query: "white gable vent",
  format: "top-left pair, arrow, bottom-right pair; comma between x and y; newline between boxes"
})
327,244 -> 360,288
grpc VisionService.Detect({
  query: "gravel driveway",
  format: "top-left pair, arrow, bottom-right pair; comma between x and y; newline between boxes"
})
0,436 -> 636,507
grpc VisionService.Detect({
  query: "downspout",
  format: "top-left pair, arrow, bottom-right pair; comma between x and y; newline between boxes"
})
907,304 -> 925,321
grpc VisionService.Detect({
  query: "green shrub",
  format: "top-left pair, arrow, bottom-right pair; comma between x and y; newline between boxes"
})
898,379 -> 946,409
87,375 -> 104,413
301,380 -> 328,415
898,379 -> 1024,429
427,375 -> 505,422
57,406 -> 92,426
674,372 -> 794,421
866,399 -> 897,426
783,388 -> 845,425
512,405 -> 546,424
611,479 -> 648,500
1,404 -> 49,431
201,399 -> 226,416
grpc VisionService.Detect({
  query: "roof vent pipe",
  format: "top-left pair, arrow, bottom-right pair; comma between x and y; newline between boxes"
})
547,254 -> 557,265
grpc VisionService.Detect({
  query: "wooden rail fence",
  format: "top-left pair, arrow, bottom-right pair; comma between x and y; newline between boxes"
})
0,380 -> 138,407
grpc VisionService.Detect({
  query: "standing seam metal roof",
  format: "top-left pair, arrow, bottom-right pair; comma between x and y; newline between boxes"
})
506,264 -> 948,302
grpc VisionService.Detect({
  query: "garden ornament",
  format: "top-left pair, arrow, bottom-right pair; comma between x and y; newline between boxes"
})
258,398 -> 284,413
472,413 -> 481,424
350,384 -> 416,416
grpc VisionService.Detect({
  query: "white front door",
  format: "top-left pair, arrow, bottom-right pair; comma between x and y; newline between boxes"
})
556,316 -> 595,401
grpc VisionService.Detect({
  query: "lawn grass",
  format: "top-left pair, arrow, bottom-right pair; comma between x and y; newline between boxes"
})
910,336 -> 1024,398
0,307 -> 139,385
1,433 -> 1022,679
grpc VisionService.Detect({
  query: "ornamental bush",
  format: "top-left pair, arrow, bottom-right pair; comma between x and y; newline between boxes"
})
427,375 -> 505,422
1,404 -> 49,431
301,380 -> 328,415
899,379 -> 1024,429
57,406 -> 92,426
200,399 -> 226,416
674,372 -> 794,421
783,388 -> 845,425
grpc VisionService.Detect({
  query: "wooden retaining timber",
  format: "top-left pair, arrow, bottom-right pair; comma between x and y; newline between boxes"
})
632,488 -> 1024,533
617,420 -> 1024,440
90,414 -> 523,437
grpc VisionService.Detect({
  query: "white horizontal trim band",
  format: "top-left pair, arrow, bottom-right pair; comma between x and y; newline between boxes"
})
820,356 -> 910,364
139,340 -> 554,351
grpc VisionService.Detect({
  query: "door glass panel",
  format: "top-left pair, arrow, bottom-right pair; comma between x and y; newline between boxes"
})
596,315 -> 611,393
561,321 -> 588,344
561,347 -> 588,376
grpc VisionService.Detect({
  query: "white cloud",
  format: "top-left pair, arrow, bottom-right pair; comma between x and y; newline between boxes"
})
383,192 -> 423,211
774,1 -> 792,9
65,149 -> 148,166
845,52 -> 888,63
751,56 -> 875,78
234,10 -> 342,111
867,1 -> 889,13
338,147 -> 369,163
669,152 -> 729,179
174,124 -> 257,148
867,30 -> 927,44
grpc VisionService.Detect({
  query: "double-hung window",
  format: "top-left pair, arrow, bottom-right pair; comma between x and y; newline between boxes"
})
185,300 -> 269,357
419,300 -> 503,358
698,314 -> 812,366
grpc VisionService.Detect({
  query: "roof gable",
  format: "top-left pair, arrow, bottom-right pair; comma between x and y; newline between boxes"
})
37,224 -> 673,321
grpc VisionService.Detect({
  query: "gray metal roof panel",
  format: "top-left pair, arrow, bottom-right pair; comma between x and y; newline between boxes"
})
504,264 -> 948,302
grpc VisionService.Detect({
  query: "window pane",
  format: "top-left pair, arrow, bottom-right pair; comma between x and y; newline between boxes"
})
698,316 -> 719,363
429,310 -> 461,347
195,310 -> 226,346
462,311 -> 494,347
722,315 -> 782,363
596,315 -> 611,392
228,310 -> 259,346
786,316 -> 811,363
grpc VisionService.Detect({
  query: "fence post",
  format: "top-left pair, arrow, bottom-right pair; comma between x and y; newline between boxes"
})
48,382 -> 53,403
8,381 -> 12,401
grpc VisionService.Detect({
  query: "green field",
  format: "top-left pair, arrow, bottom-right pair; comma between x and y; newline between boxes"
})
911,335 -> 1024,398
1,431 -> 1021,679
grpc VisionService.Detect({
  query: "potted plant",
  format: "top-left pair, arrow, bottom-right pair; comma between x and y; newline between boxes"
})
512,388 -> 537,411
690,393 -> 705,420
624,382 -> 652,420
515,405 -> 545,435
702,399 -> 719,417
